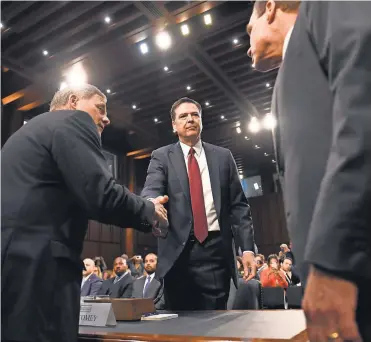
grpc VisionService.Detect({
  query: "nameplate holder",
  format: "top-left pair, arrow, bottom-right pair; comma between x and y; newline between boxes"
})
79,302 -> 116,327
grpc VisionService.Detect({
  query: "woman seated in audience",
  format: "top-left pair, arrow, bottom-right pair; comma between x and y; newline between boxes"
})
260,254 -> 288,288
93,265 -> 103,279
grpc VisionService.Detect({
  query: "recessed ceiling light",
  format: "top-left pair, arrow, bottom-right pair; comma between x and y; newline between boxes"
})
221,115 -> 225,119
204,13 -> 212,26
164,66 -> 169,71
239,175 -> 243,180
43,50 -> 48,56
104,16 -> 111,23
248,117 -> 261,133
266,83 -> 270,88
205,101 -> 210,106
155,31 -> 172,50
132,104 -> 137,109
233,38 -> 239,45
181,24 -> 190,36
264,152 -> 268,156
272,159 -> 276,163
154,118 -> 158,123
244,136 -> 250,140
236,127 -> 242,134
263,113 -> 277,130
255,145 -> 260,149
186,85 -> 191,91
106,89 -> 111,94
140,42 -> 149,55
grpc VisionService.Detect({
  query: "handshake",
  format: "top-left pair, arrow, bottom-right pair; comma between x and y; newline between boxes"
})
149,195 -> 169,237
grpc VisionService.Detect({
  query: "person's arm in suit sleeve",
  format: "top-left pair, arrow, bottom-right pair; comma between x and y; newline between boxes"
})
141,150 -> 167,199
303,2 -> 371,282
96,280 -> 108,296
51,111 -> 154,231
154,285 -> 165,310
90,279 -> 103,296
228,151 -> 255,252
227,151 -> 256,280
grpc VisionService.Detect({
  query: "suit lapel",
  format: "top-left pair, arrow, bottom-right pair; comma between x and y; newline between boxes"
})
168,143 -> 191,205
203,143 -> 221,219
145,277 -> 159,298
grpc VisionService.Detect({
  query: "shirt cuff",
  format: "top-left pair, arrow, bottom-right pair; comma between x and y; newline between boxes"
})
243,251 -> 255,256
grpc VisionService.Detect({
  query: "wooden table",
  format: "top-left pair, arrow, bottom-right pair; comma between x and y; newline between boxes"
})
79,310 -> 308,342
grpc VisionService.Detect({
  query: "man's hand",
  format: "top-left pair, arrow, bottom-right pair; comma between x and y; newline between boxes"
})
303,266 -> 362,342
150,195 -> 169,224
242,252 -> 256,282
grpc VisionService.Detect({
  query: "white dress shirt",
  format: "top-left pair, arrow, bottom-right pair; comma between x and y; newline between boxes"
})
179,140 -> 220,232
282,26 -> 294,60
143,272 -> 155,295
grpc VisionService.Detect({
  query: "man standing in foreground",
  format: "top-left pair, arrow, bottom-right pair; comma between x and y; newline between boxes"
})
1,84 -> 168,342
247,1 -> 371,340
141,97 -> 256,310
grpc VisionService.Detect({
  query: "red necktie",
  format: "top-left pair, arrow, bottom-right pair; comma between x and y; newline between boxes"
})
188,148 -> 208,243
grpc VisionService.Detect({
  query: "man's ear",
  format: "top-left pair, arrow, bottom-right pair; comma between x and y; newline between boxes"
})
68,94 -> 78,109
266,0 -> 277,24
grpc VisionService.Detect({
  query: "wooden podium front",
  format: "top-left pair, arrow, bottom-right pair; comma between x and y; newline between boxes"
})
79,310 -> 308,342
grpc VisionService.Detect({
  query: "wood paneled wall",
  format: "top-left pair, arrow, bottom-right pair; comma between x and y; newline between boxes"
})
249,192 -> 289,258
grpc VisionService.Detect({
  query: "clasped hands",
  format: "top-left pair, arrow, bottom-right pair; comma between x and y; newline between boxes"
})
150,195 -> 169,227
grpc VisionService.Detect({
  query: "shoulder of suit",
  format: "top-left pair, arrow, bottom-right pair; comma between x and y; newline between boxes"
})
137,275 -> 146,280
152,143 -> 178,155
203,142 -> 231,155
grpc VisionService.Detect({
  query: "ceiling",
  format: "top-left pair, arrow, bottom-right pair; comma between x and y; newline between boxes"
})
1,1 -> 278,178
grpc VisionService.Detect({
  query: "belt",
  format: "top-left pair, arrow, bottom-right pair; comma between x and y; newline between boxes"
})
188,230 -> 220,243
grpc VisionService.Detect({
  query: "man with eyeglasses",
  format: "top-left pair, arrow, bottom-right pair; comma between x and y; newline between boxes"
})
141,97 -> 257,310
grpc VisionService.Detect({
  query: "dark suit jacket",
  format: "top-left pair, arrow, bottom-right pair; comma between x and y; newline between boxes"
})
1,110 -> 155,342
141,141 -> 254,286
132,275 -> 165,309
97,273 -> 134,298
81,273 -> 103,297
272,2 -> 371,284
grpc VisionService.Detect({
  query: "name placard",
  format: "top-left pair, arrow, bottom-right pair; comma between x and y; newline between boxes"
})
79,302 -> 116,327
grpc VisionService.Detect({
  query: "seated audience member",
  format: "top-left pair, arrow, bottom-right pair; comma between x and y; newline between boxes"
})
280,242 -> 295,265
94,265 -> 102,279
280,257 -> 300,286
97,257 -> 133,298
255,254 -> 267,279
81,258 -> 103,297
129,255 -> 145,278
260,254 -> 288,288
132,253 -> 165,309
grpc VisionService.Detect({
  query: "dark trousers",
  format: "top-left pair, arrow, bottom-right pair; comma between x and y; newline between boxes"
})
164,231 -> 230,310
357,281 -> 371,341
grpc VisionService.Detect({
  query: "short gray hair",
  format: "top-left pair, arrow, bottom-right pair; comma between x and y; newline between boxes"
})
50,84 -> 106,111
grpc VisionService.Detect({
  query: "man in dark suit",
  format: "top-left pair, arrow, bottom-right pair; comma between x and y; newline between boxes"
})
247,1 -> 371,340
1,84 -> 168,342
141,97 -> 256,310
97,257 -> 134,298
132,253 -> 165,309
81,258 -> 103,297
